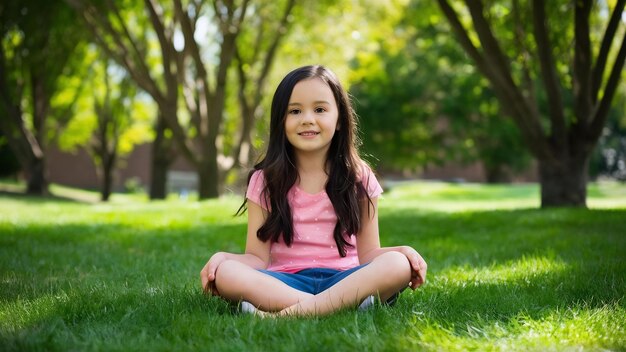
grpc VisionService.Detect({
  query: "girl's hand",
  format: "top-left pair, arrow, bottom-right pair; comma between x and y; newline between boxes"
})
397,246 -> 427,290
200,252 -> 226,296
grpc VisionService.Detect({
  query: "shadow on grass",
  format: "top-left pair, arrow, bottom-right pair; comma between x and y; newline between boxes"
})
0,190 -> 95,204
0,221 -> 246,303
0,286 -> 239,351
418,263 -> 623,323
380,207 -> 626,267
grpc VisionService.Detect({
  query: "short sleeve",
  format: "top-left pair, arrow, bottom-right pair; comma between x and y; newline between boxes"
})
360,164 -> 383,198
246,170 -> 269,210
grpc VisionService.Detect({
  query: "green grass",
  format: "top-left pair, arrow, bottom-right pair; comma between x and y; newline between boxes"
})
1,180 -> 625,351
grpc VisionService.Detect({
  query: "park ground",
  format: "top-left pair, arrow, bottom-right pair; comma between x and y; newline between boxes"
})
0,180 -> 625,351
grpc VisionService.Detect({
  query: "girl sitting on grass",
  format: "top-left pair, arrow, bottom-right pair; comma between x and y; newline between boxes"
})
200,65 -> 427,316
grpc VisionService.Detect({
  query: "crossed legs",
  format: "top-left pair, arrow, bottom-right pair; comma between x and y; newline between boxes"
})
214,251 -> 412,316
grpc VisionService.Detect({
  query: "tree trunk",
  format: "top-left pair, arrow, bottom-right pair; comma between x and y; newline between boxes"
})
483,163 -> 511,184
149,115 -> 173,199
101,167 -> 112,202
230,102 -> 254,171
198,149 -> 219,199
25,74 -> 50,196
100,152 -> 116,202
0,107 -> 48,195
538,155 -> 589,207
26,155 -> 48,195
101,171 -> 112,202
150,157 -> 168,199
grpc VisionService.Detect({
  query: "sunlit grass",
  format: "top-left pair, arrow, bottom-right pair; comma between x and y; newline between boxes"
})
411,305 -> 625,351
1,179 -> 625,351
384,180 -> 626,211
438,255 -> 570,286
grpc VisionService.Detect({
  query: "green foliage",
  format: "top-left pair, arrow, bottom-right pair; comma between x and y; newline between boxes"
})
0,0 -> 86,116
0,181 -> 625,351
350,0 -> 531,178
230,0 -> 409,170
275,0 -> 408,84
57,46 -> 154,158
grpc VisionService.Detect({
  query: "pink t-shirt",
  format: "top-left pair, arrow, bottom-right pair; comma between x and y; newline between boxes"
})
246,165 -> 383,273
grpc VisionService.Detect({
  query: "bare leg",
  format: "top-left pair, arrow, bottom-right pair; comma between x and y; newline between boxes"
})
214,260 -> 313,312
278,251 -> 412,316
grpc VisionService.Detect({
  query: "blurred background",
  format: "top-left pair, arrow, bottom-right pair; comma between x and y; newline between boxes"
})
0,0 -> 624,204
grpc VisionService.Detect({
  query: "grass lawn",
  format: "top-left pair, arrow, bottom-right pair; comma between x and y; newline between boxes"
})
1,180 -> 625,351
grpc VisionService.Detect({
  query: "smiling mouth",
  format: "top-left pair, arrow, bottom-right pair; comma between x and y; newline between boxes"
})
298,132 -> 320,136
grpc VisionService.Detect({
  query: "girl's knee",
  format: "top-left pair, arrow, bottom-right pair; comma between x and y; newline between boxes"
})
374,251 -> 412,283
214,260 -> 249,293
376,250 -> 410,267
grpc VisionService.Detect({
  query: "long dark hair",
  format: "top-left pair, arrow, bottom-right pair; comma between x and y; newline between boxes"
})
238,65 -> 372,257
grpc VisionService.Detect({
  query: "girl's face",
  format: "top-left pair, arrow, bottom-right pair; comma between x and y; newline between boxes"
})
284,78 -> 339,158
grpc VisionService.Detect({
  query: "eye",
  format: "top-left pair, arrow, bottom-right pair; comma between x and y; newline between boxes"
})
289,109 -> 301,115
315,107 -> 326,113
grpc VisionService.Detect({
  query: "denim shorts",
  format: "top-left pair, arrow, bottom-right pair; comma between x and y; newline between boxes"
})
258,264 -> 403,305
258,264 -> 369,295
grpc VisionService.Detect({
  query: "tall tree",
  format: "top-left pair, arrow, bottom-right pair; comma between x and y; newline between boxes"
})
68,0 -> 179,199
91,60 -> 144,201
228,0 -> 296,172
71,0 -> 291,199
0,0 -> 84,195
437,0 -> 626,207
177,0 -> 299,194
173,0 -> 251,198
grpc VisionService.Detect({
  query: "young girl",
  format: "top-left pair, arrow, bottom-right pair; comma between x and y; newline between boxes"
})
200,65 -> 427,316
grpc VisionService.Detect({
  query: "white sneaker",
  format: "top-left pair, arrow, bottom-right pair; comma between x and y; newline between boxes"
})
240,301 -> 259,314
358,295 -> 375,310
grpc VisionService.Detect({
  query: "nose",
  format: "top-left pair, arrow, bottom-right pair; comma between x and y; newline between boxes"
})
300,111 -> 315,125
